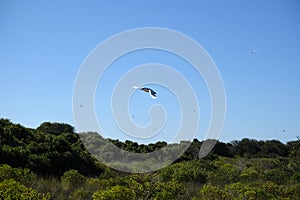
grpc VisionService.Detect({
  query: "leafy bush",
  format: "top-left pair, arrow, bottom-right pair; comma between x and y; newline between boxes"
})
159,161 -> 207,183
197,184 -> 227,200
0,179 -> 50,200
0,164 -> 37,186
207,163 -> 240,186
69,189 -> 92,200
92,185 -> 136,200
37,122 -> 74,135
61,169 -> 86,191
153,180 -> 185,200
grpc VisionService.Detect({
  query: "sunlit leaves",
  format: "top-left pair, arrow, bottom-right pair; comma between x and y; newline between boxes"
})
92,185 -> 136,200
0,179 -> 50,200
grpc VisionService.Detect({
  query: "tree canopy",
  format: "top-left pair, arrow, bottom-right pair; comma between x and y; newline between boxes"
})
0,118 -> 299,199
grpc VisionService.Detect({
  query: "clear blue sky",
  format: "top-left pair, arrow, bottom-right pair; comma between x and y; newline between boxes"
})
1,0 -> 300,143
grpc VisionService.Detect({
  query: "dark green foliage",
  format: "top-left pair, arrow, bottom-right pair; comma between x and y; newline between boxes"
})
110,139 -> 167,153
1,119 -> 300,199
0,119 -> 33,146
212,141 -> 234,157
287,139 -> 300,157
231,138 -> 262,157
37,122 -> 74,135
0,119 -> 103,177
260,140 -> 289,157
230,138 -> 290,158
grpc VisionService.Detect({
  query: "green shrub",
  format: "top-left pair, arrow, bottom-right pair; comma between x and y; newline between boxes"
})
0,164 -> 37,186
61,169 -> 86,191
0,179 -> 50,200
200,185 -> 227,200
225,182 -> 264,200
153,180 -> 185,200
70,189 -> 92,200
92,185 -> 136,200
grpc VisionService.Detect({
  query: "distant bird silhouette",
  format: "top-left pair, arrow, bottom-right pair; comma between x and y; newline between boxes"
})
251,49 -> 258,54
132,86 -> 157,99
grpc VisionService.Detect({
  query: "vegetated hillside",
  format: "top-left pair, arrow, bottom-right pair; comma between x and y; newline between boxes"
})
0,119 -> 103,177
0,118 -> 299,199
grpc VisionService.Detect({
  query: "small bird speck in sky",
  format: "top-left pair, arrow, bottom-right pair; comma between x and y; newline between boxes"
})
251,49 -> 258,54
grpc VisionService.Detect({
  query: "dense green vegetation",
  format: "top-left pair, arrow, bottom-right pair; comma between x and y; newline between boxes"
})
0,118 -> 299,199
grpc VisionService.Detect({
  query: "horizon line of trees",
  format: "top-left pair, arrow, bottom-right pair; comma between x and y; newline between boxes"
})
0,118 -> 299,177
1,118 -> 300,199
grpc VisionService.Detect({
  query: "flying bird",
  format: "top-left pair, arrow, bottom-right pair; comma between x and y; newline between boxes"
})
251,49 -> 258,54
132,86 -> 157,99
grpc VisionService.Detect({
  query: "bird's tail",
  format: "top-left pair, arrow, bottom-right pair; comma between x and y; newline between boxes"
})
132,85 -> 141,89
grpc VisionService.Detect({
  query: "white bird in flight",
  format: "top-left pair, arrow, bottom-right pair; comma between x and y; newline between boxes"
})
132,86 -> 157,99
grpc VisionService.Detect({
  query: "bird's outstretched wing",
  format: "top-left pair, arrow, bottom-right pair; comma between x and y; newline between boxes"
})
148,89 -> 157,99
132,85 -> 157,99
